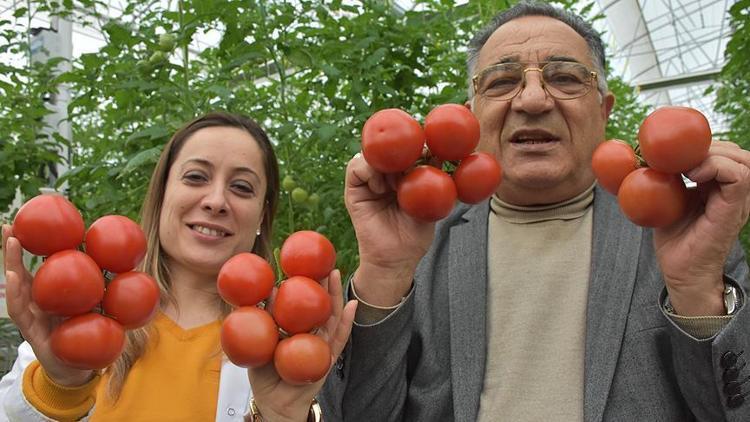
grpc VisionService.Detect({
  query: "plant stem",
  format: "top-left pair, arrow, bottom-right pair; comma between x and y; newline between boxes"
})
178,0 -> 194,113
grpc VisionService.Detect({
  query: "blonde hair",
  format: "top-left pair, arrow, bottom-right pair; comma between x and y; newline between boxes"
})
105,112 -> 280,400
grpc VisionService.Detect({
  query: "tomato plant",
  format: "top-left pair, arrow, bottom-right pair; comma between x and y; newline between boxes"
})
279,231 -> 336,282
12,194 -> 85,257
85,215 -> 147,273
397,166 -> 457,222
638,106 -> 712,174
618,168 -> 689,228
102,271 -> 160,329
221,306 -> 279,368
453,152 -> 502,204
361,108 -> 425,174
50,313 -> 126,370
217,253 -> 275,307
591,140 -> 639,195
272,276 -> 331,335
273,333 -> 331,385
424,104 -> 480,161
32,250 -> 105,317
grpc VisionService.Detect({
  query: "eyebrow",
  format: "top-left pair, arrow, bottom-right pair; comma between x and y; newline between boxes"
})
491,55 -> 583,65
181,158 -> 261,184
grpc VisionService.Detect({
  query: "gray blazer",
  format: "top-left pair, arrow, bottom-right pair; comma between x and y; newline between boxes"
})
321,187 -> 750,421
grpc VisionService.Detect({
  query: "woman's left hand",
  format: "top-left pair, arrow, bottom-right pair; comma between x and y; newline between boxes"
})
247,269 -> 357,422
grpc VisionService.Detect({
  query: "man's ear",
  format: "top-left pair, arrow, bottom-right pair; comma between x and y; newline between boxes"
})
603,92 -> 615,120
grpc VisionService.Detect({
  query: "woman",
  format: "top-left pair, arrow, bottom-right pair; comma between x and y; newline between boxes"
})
0,112 -> 356,421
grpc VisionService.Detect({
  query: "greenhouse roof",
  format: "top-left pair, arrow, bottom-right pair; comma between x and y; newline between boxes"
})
0,0 -> 737,131
594,0 -> 734,132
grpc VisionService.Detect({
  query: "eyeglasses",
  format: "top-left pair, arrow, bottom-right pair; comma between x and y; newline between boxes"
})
472,61 -> 598,101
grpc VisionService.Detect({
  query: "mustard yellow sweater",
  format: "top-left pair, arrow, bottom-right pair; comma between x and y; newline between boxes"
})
23,312 -> 222,421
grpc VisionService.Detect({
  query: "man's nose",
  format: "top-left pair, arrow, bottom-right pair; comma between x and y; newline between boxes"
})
511,69 -> 554,114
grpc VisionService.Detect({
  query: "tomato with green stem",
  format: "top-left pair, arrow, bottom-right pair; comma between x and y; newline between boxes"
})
32,250 -> 105,317
592,140 -> 639,195
638,106 -> 711,174
50,313 -> 126,370
362,108 -> 424,174
273,333 -> 331,385
618,168 -> 689,228
424,104 -> 480,162
397,166 -> 457,222
13,194 -> 85,257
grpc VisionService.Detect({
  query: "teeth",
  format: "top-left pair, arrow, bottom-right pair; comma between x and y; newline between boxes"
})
516,137 -> 554,143
192,225 -> 226,237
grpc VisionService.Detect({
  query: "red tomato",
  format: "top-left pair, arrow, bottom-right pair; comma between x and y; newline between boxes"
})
638,106 -> 711,174
618,168 -> 689,228
591,140 -> 639,195
279,231 -> 336,282
217,253 -> 275,306
424,104 -> 480,161
453,152 -> 502,204
397,166 -> 457,222
221,307 -> 279,368
273,333 -> 331,385
272,276 -> 332,335
12,194 -> 85,257
361,108 -> 425,173
50,313 -> 126,370
85,215 -> 147,273
102,271 -> 160,329
32,250 -> 105,317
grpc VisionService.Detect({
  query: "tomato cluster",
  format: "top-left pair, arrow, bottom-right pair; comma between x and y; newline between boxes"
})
219,230 -> 334,385
361,104 -> 502,222
591,106 -> 711,228
12,193 -> 159,369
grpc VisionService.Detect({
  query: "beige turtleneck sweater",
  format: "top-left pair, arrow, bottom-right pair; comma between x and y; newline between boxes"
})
477,184 -> 595,422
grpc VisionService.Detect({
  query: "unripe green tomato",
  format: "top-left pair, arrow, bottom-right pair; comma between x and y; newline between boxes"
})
307,193 -> 320,207
149,51 -> 167,66
291,187 -> 308,203
136,60 -> 152,76
282,175 -> 297,192
158,34 -> 177,52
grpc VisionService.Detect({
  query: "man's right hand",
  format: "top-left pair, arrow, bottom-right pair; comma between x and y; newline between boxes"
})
344,153 -> 436,307
3,224 -> 96,387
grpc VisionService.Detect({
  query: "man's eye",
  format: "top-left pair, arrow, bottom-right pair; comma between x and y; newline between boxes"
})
487,76 -> 519,88
548,73 -> 582,84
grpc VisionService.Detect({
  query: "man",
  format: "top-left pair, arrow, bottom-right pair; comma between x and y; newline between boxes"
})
321,2 -> 750,421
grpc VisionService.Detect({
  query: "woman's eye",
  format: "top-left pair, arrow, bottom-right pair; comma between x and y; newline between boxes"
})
182,172 -> 207,183
231,181 -> 255,195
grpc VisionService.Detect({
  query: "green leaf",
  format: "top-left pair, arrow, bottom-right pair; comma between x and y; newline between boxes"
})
207,85 -> 233,99
122,146 -> 162,174
287,49 -> 313,68
103,20 -> 132,46
13,8 -> 28,18
363,47 -> 388,68
316,124 -> 337,142
125,126 -> 170,144
79,53 -> 105,69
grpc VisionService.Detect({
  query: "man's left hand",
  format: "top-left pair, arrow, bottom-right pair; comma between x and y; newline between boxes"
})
654,140 -> 750,316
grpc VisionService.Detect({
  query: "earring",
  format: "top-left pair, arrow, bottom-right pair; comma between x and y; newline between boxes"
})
256,228 -> 261,236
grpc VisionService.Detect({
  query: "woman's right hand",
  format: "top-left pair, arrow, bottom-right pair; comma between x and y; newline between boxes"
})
2,224 -> 95,387
344,153 -> 436,307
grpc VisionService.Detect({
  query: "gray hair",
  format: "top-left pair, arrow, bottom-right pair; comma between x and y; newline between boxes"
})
466,1 -> 608,99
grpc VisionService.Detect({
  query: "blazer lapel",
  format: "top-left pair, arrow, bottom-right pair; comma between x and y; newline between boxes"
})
448,202 -> 490,422
584,187 -> 643,422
